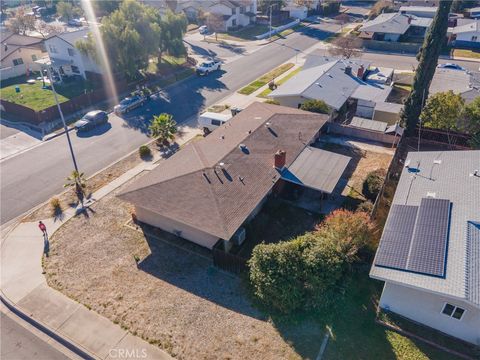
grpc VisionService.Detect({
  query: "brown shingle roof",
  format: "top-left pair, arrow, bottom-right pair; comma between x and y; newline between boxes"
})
118,102 -> 328,240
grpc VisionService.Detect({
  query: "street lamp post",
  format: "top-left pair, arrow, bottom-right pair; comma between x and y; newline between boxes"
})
45,64 -> 81,190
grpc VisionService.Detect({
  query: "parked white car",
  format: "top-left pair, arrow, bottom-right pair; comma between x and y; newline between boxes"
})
196,60 -> 221,75
114,94 -> 146,114
199,25 -> 208,35
198,112 -> 232,134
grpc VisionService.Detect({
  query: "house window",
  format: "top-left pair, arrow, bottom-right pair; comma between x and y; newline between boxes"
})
472,35 -> 478,41
68,48 -> 75,56
232,19 -> 237,26
31,54 -> 37,61
442,303 -> 465,320
12,58 -> 24,66
49,45 -> 57,53
71,65 -> 80,74
211,119 -> 222,126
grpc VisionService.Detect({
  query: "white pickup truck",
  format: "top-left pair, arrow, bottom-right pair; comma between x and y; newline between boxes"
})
196,60 -> 221,76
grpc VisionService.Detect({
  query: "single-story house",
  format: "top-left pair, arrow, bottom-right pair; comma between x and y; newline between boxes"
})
370,150 -> 480,345
269,54 -> 393,119
0,32 -> 47,79
430,68 -> 480,104
449,19 -> 480,48
399,5 -> 438,19
40,28 -> 102,82
359,12 -> 432,42
119,102 -> 351,250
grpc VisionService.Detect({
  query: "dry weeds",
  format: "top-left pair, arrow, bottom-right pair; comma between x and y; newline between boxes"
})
44,178 -> 305,360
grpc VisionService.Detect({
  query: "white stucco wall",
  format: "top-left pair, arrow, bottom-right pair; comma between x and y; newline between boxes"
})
456,31 -> 480,42
1,47 -> 46,79
271,95 -> 304,108
380,282 -> 480,345
135,206 -> 220,249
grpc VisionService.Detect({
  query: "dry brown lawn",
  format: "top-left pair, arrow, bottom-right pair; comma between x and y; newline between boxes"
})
44,178 -> 314,360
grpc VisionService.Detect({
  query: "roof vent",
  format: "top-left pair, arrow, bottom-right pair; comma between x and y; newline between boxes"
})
265,121 -> 271,127
345,66 -> 352,75
426,192 -> 436,198
433,159 -> 442,164
220,135 -> 225,140
254,116 -> 262,120
239,143 -> 249,154
218,162 -> 225,168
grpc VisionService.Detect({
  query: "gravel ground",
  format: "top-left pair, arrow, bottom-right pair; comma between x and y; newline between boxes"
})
43,178 -> 308,360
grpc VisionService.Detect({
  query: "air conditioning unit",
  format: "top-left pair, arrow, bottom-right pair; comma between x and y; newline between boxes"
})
231,227 -> 246,246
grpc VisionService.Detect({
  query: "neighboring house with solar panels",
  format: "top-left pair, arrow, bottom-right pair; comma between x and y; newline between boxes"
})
370,150 -> 480,345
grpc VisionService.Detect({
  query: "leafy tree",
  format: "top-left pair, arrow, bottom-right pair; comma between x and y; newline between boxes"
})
294,0 -> 315,9
91,0 -> 120,16
149,113 -> 177,143
315,209 -> 376,262
420,91 -> 465,131
206,12 -> 225,40
56,1 -> 82,20
157,10 -> 188,62
7,8 -> 35,35
401,2 -> 452,136
258,0 -> 285,14
328,35 -> 362,59
300,99 -> 330,114
462,97 -> 480,134
362,169 -> 386,202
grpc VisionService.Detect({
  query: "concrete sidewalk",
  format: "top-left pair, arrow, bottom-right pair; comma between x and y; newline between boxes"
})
1,125 -> 202,360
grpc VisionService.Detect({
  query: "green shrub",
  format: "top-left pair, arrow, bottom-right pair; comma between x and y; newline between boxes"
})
264,99 -> 280,105
300,99 -> 330,114
50,197 -> 62,216
357,200 -> 374,214
362,169 -> 386,202
139,145 -> 151,158
249,233 -> 346,314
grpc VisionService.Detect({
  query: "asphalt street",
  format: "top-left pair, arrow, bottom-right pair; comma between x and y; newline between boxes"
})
0,23 -> 340,225
1,23 -> 479,225
0,312 -> 69,360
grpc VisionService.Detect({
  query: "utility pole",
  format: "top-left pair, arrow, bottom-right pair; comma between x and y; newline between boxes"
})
269,4 -> 274,42
46,63 -> 80,174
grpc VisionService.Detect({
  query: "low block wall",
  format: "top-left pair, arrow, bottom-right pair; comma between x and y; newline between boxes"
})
327,122 -> 400,146
360,39 -> 422,54
255,19 -> 300,40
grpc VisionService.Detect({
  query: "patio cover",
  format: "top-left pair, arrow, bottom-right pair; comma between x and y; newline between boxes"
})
281,147 -> 351,194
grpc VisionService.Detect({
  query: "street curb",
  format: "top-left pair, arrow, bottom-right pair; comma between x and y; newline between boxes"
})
0,293 -> 95,360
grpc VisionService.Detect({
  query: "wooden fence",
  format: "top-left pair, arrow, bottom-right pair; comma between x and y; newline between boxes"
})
212,240 -> 248,274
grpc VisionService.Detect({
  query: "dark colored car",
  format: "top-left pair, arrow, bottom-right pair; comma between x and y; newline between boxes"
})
74,110 -> 108,132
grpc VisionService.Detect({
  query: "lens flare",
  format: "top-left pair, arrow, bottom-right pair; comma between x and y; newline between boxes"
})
80,0 -> 118,104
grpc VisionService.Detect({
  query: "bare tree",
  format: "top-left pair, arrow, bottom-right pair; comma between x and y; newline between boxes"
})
6,8 -> 35,35
206,12 -> 225,41
328,35 -> 362,59
35,21 -> 62,38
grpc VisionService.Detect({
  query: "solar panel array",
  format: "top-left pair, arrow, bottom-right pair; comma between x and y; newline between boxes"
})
374,198 -> 451,278
375,205 -> 417,269
407,198 -> 450,277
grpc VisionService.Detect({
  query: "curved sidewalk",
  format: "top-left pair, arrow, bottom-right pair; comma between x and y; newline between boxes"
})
0,128 -> 202,359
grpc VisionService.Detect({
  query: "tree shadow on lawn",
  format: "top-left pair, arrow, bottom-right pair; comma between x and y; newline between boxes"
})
119,70 -> 228,134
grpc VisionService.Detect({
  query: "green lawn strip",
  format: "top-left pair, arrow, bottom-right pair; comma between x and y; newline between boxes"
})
257,67 -> 302,98
218,25 -> 270,41
453,48 -> 480,59
1,81 -> 84,111
238,63 -> 295,95
321,271 -> 461,360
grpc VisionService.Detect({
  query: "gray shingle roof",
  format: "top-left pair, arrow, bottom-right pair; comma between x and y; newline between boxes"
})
360,13 -> 411,34
350,117 -> 388,132
269,55 -> 372,110
371,150 -> 480,306
118,102 -> 329,240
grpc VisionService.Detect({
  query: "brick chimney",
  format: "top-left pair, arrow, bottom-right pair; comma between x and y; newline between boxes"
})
274,150 -> 286,170
357,65 -> 365,79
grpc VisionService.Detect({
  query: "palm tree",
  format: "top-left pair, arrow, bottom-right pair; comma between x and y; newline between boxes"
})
149,113 -> 177,145
64,170 -> 87,207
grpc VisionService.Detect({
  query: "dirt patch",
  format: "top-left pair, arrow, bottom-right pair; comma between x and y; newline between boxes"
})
43,178 -> 309,360
23,142 -> 159,222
